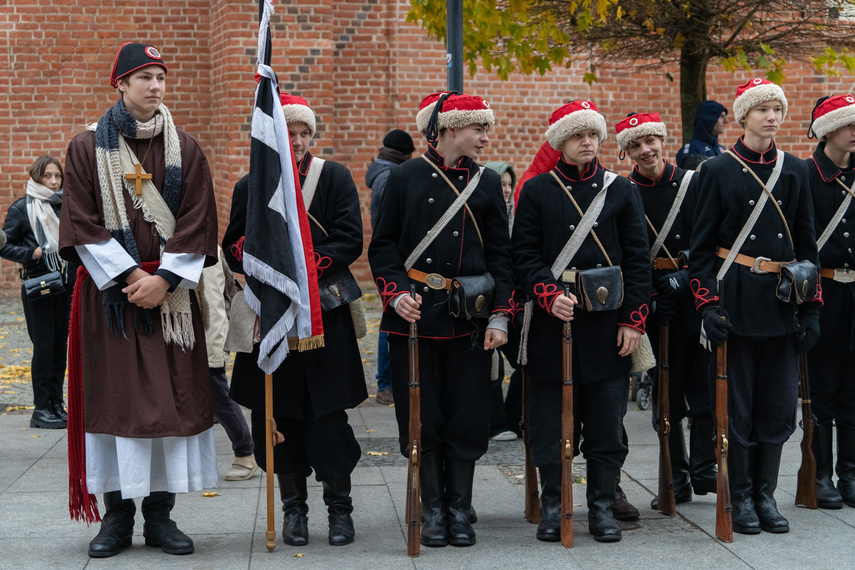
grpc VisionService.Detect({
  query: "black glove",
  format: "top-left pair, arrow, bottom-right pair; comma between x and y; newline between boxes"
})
652,293 -> 676,320
701,305 -> 733,347
797,305 -> 821,354
655,269 -> 689,299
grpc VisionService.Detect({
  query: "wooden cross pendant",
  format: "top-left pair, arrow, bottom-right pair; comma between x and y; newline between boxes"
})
125,163 -> 152,196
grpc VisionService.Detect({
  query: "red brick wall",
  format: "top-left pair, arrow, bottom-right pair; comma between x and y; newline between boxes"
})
1,0 -> 852,293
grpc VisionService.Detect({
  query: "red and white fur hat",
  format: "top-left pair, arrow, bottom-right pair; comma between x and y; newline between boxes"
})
416,91 -> 449,135
280,93 -> 316,136
436,94 -> 495,130
545,100 -> 607,150
810,94 -> 855,140
615,113 -> 667,151
733,78 -> 788,125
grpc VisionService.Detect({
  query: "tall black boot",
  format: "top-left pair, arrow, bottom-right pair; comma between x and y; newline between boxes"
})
445,458 -> 476,546
420,452 -> 448,547
612,471 -> 639,522
651,421 -> 693,509
322,476 -> 355,546
836,427 -> 855,507
753,444 -> 789,533
141,492 -> 194,554
728,444 -> 760,534
814,422 -> 843,509
587,461 -> 622,543
535,465 -> 561,542
689,415 -> 718,495
277,473 -> 309,546
88,491 -> 136,558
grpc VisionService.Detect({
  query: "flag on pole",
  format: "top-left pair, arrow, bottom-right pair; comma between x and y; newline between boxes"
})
242,0 -> 324,374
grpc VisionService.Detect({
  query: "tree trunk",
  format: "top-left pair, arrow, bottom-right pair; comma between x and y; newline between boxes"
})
679,48 -> 709,144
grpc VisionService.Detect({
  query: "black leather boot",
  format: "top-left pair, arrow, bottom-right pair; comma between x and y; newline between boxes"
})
651,421 -> 693,509
729,444 -> 760,534
420,452 -> 448,547
445,458 -> 476,546
814,422 -> 843,509
836,428 -> 855,507
30,407 -> 66,429
587,461 -> 622,543
612,471 -> 639,522
753,444 -> 789,533
52,400 -> 68,422
689,415 -> 718,496
277,473 -> 309,546
88,491 -> 136,558
141,492 -> 194,554
535,465 -> 561,542
322,476 -> 355,546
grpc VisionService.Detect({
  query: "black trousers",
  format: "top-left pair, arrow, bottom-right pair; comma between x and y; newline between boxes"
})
808,327 -> 855,430
709,333 -> 798,447
388,334 -> 492,462
250,385 -> 360,481
529,376 -> 629,469
21,283 -> 71,409
648,324 -> 714,422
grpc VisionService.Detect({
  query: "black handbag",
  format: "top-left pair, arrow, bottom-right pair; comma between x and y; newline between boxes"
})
23,270 -> 65,300
575,266 -> 623,312
449,272 -> 495,320
776,260 -> 818,305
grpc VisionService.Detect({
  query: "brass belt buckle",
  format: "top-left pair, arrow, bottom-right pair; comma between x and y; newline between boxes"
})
834,268 -> 855,283
751,256 -> 771,274
424,273 -> 447,290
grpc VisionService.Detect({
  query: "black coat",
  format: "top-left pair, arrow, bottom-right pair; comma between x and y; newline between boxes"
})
806,142 -> 855,350
222,152 -> 367,418
1,197 -> 59,278
689,138 -> 820,337
368,145 -> 514,339
512,158 -> 651,384
631,161 -> 701,338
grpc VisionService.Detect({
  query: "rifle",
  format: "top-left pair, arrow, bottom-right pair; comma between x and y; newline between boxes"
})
522,370 -> 541,523
656,320 -> 676,516
795,353 -> 818,509
714,280 -> 733,543
560,283 -> 574,548
405,285 -> 421,557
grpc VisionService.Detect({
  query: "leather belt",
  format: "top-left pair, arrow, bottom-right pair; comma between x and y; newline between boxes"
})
717,248 -> 783,274
651,257 -> 678,270
820,267 -> 855,283
407,268 -> 452,290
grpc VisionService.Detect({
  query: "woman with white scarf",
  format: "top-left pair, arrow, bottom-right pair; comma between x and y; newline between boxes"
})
1,155 -> 74,429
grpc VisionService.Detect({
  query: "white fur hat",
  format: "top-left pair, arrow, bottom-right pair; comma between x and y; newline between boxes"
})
733,78 -> 788,125
416,91 -> 448,135
545,101 -> 607,150
436,94 -> 495,130
280,93 -> 316,135
615,113 -> 667,151
810,95 -> 855,140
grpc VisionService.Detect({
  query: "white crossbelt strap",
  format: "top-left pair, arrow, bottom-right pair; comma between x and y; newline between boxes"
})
301,157 -> 325,210
549,171 -> 616,279
716,150 -> 785,282
404,161 -> 483,271
649,170 -> 694,263
817,177 -> 855,251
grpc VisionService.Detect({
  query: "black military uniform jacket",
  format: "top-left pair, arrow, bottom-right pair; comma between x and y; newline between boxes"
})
631,161 -> 700,338
806,142 -> 855,349
223,151 -> 367,418
512,157 -> 650,384
368,144 -> 514,339
690,138 -> 820,337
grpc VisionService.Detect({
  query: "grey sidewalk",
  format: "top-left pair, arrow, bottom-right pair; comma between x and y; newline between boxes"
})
1,295 -> 854,568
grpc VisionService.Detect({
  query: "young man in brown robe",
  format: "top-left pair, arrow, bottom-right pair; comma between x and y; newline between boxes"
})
59,42 -> 218,558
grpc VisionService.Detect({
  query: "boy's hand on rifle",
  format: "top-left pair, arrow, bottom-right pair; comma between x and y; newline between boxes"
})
484,328 -> 507,350
551,292 -> 577,322
617,325 -> 641,357
396,293 -> 422,323
701,305 -> 733,346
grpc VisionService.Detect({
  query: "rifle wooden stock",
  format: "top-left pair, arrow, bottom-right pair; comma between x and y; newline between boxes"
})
795,353 -> 818,509
560,285 -> 574,548
715,336 -> 733,542
405,286 -> 421,557
656,322 -> 676,516
522,370 -> 541,523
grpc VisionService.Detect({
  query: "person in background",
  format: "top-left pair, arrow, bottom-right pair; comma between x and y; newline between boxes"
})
366,128 -> 415,405
1,155 -> 73,429
675,101 -> 728,169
